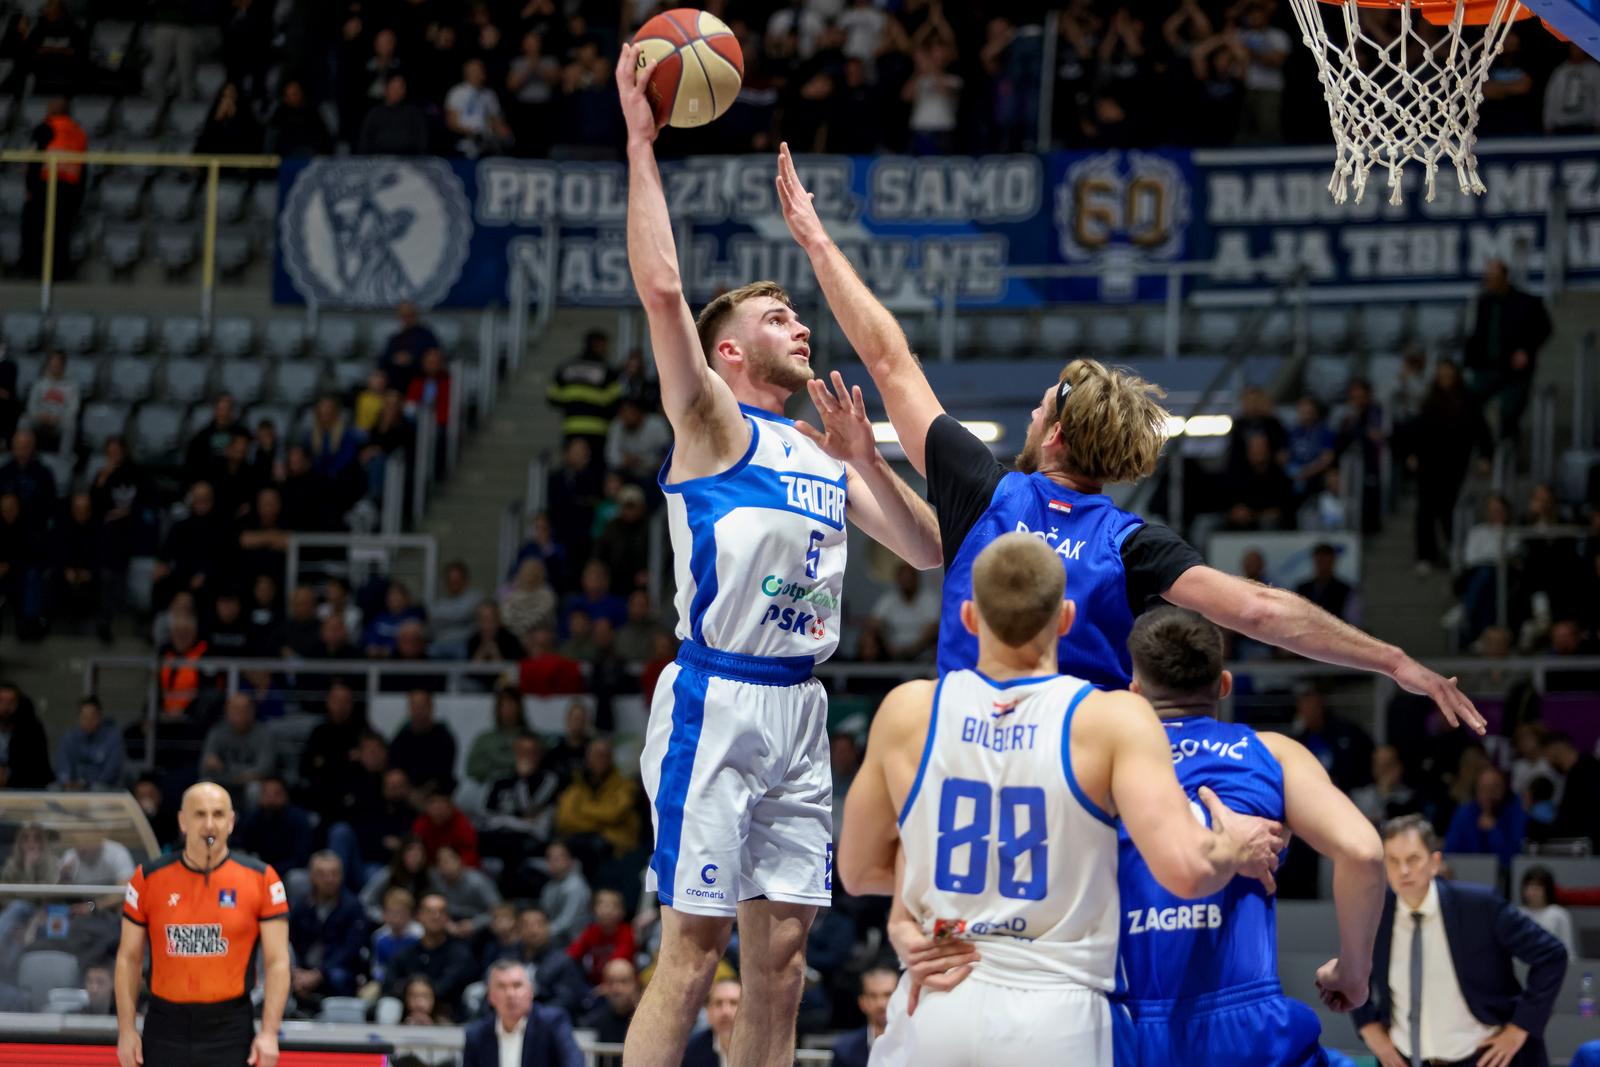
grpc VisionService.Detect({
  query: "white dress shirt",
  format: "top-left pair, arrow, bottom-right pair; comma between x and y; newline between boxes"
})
1388,881 -> 1498,1061
496,1015 -> 526,1067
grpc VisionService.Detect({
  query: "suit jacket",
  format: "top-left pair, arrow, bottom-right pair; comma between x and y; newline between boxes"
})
1351,878 -> 1568,1067
681,1029 -> 722,1067
831,1026 -> 872,1067
460,1004 -> 584,1067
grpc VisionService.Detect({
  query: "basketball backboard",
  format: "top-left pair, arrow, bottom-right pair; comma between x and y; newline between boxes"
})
1520,0 -> 1600,58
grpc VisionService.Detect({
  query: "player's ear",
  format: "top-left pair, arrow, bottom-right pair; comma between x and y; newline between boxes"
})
1058,599 -> 1075,636
1217,670 -> 1233,700
960,600 -> 978,636
715,336 -> 743,367
1128,677 -> 1143,695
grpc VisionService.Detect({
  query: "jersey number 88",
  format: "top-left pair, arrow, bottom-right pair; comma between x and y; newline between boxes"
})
934,778 -> 1048,901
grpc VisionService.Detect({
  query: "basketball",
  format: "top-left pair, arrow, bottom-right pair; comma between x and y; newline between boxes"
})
632,8 -> 744,128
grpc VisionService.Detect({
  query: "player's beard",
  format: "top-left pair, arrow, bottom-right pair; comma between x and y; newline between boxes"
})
748,343 -> 815,394
1015,418 -> 1046,473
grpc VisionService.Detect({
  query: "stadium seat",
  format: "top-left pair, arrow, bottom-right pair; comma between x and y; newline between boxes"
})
155,230 -> 199,275
1304,356 -> 1352,404
270,361 -> 321,406
0,171 -> 27,220
17,950 -> 78,1011
161,358 -> 212,405
17,97 -> 48,134
216,178 -> 249,223
165,101 -> 210,143
374,997 -> 403,1026
90,21 -> 137,70
251,183 -> 277,220
130,403 -> 187,461
196,63 -> 227,104
61,353 -> 100,400
1307,308 -> 1351,350
46,988 -> 90,1014
249,405 -> 293,439
79,403 -> 130,451
318,998 -> 367,1024
2,311 -> 45,353
105,357 -> 155,402
1416,302 -> 1467,345
211,316 -> 256,359
366,318 -> 399,356
0,230 -> 20,271
97,174 -> 146,221
1038,314 -> 1082,350
314,317 -> 360,361
1193,311 -> 1242,353
433,318 -> 466,355
1086,313 -> 1136,353
12,356 -> 42,393
150,175 -> 196,222
50,312 -> 97,355
215,230 -> 254,276
1358,306 -> 1408,352
105,314 -> 151,355
219,359 -> 266,405
973,315 -> 1031,352
1257,309 -> 1294,350
264,318 -> 307,361
117,99 -> 162,140
158,316 -> 204,358
103,226 -> 146,273
73,96 -> 117,137
331,360 -> 370,394
1134,311 -> 1168,354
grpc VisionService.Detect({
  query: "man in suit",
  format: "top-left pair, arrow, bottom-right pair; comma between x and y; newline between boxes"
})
1353,814 -> 1567,1067
461,959 -> 584,1067
830,968 -> 896,1067
681,977 -> 740,1067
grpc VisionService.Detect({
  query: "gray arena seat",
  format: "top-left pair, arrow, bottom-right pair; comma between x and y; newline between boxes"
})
331,360 -> 370,393
155,230 -> 199,275
211,316 -> 256,359
251,183 -> 277,220
130,403 -> 186,461
161,359 -> 211,405
78,402 -> 129,451
218,359 -> 266,405
103,226 -> 146,273
73,96 -> 117,137
314,317 -> 361,361
366,318 -> 399,356
51,312 -> 97,355
117,99 -> 162,139
1087,312 -> 1137,353
165,101 -> 210,143
17,950 -> 78,1011
97,174 -> 146,220
1038,314 -> 1082,350
432,317 -> 465,355
1416,302 -> 1468,345
1258,309 -> 1294,350
104,356 -> 155,402
17,97 -> 49,133
11,355 -> 42,393
1193,311 -> 1243,353
0,171 -> 25,219
1307,308 -> 1352,351
215,178 -> 249,223
973,315 -> 1031,352
270,361 -> 321,405
1304,356 -> 1352,405
195,63 -> 228,104
90,21 -> 137,69
0,230 -> 19,271
215,230 -> 254,276
264,318 -> 307,361
61,352 -> 100,400
158,316 -> 204,358
2,311 -> 45,353
150,175 -> 196,222
248,405 -> 292,438
1359,306 -> 1408,352
104,314 -> 151,355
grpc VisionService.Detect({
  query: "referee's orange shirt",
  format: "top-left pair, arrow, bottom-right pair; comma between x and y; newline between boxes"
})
122,852 -> 288,1002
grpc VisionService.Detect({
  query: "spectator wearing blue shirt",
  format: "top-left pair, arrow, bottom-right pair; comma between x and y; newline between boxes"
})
1285,396 -> 1337,496
560,561 -> 627,636
305,395 -> 370,479
364,581 -> 427,657
289,851 -> 369,1007
1444,764 -> 1528,868
381,302 -> 440,395
234,775 -> 316,872
369,885 -> 423,988
54,696 -> 123,790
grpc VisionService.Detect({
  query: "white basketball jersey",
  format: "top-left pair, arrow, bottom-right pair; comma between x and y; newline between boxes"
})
898,671 -> 1121,991
661,406 -> 847,662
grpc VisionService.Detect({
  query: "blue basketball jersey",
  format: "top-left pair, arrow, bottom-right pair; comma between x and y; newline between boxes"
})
1114,715 -> 1286,1006
938,473 -> 1144,686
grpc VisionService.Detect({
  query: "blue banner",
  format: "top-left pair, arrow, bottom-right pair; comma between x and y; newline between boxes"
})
272,139 -> 1600,309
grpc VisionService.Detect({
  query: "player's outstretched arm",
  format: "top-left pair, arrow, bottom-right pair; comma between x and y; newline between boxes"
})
1088,691 -> 1286,898
776,143 -> 946,475
839,680 -> 934,895
618,45 -> 742,450
796,371 -> 941,569
1261,732 -> 1383,1013
114,918 -> 146,1067
1163,565 -> 1485,734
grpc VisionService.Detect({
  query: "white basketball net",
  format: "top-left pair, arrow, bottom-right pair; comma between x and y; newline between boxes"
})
1286,0 -> 1525,205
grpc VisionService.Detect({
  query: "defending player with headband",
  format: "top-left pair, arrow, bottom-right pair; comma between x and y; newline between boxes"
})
837,533 -> 1288,1067
616,45 -> 943,1067
1114,607 -> 1384,1067
773,155 -> 1483,736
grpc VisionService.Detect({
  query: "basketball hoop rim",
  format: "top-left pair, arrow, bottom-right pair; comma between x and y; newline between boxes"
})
1309,0 -> 1552,31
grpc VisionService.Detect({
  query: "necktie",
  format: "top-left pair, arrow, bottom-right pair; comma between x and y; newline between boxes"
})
1409,911 -> 1424,1067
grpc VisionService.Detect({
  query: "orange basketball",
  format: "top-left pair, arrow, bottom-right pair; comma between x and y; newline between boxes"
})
633,8 -> 745,128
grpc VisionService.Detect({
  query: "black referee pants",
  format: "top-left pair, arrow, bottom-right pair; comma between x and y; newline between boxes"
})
143,995 -> 255,1067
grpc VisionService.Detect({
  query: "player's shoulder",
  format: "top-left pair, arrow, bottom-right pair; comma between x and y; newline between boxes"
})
869,679 -> 937,740
1254,730 -> 1305,765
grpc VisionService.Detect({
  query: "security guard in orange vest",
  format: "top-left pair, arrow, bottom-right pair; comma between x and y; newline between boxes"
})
22,96 -> 87,278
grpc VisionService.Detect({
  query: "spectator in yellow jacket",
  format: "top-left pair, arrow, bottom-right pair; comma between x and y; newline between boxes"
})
554,738 -> 640,868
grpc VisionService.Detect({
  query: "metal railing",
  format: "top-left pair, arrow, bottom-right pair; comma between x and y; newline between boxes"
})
283,533 -> 440,610
0,148 -> 279,322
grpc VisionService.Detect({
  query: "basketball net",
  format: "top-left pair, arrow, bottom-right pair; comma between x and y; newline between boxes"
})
1286,0 -> 1525,205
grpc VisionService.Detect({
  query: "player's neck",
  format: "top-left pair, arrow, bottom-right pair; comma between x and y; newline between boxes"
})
1149,699 -> 1219,720
1037,463 -> 1101,495
181,844 -> 229,871
975,642 -> 1058,681
730,377 -> 790,416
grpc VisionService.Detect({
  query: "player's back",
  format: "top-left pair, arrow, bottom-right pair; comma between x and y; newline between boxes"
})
1114,715 -> 1326,1067
937,475 -> 1143,687
899,669 -> 1120,991
660,405 -> 847,662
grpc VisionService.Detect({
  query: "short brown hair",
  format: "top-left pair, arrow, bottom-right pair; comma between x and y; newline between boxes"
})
1055,359 -> 1170,484
695,281 -> 793,364
1127,607 -> 1224,701
1380,813 -> 1440,852
971,533 -> 1065,647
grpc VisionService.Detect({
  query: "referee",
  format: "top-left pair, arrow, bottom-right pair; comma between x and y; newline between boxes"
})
116,781 -> 289,1067
774,146 -> 1482,733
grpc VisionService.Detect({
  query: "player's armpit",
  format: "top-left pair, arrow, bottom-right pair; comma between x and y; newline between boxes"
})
839,681 -> 932,895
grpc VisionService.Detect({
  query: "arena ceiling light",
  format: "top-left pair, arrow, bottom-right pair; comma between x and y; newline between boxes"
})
872,421 -> 1004,445
1163,415 -> 1234,438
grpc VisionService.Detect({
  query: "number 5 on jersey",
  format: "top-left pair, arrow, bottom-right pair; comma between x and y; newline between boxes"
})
805,529 -> 824,579
934,777 -> 1049,901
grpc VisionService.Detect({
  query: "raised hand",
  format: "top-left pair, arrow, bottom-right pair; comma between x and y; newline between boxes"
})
1390,656 -> 1485,734
615,43 -> 662,146
795,370 -> 878,470
776,141 -> 829,252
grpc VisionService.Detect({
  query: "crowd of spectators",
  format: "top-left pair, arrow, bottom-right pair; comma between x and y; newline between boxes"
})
3,0 -> 1595,167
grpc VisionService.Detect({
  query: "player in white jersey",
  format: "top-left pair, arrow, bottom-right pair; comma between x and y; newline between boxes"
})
838,533 -> 1289,1067
616,48 -> 943,1067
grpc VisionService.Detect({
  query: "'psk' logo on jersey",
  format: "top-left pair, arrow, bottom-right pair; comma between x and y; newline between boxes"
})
165,924 -> 228,957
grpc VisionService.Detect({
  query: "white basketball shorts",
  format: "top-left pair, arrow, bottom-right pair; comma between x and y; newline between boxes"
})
869,971 -> 1117,1067
640,641 -> 833,917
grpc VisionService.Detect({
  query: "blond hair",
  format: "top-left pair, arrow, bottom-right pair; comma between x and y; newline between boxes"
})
695,281 -> 793,365
971,533 -> 1065,647
1055,359 -> 1170,484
